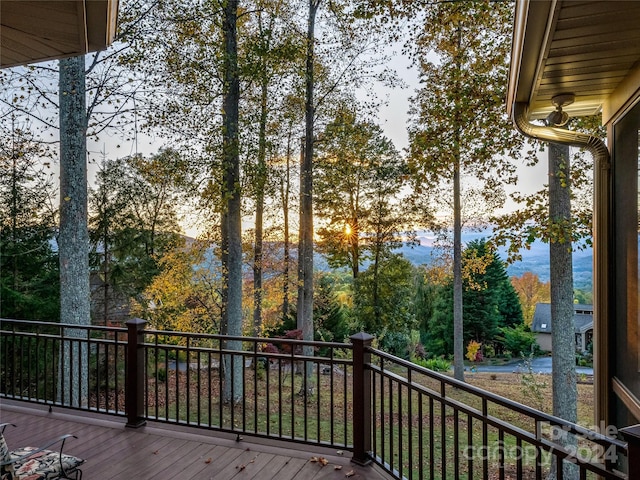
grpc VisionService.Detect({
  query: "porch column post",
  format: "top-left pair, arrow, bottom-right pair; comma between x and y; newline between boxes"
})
125,318 -> 147,428
350,332 -> 373,466
621,425 -> 640,479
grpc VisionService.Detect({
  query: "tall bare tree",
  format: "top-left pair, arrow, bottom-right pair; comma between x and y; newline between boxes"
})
297,0 -> 322,368
493,117 -> 601,457
221,0 -> 244,403
242,0 -> 304,335
407,1 -> 527,380
548,142 -> 578,480
58,55 -> 89,407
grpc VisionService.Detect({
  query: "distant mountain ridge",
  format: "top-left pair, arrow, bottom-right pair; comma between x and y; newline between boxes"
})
189,229 -> 595,292
395,230 -> 593,291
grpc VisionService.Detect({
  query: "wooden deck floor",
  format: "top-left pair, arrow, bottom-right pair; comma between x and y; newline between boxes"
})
0,400 -> 390,480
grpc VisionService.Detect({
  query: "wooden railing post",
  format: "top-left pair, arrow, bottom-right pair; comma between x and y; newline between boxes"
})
620,425 -> 640,478
125,318 -> 147,428
350,332 -> 374,466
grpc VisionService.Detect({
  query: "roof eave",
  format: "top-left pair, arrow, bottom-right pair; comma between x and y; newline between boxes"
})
0,0 -> 119,69
507,0 -> 555,120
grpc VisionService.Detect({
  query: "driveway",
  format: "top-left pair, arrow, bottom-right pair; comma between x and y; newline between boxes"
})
470,356 -> 593,375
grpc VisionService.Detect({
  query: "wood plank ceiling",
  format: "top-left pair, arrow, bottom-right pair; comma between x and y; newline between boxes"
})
527,0 -> 640,119
1,0 -> 118,68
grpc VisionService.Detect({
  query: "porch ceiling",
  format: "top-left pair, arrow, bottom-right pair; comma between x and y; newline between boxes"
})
0,0 -> 118,68
508,0 -> 640,123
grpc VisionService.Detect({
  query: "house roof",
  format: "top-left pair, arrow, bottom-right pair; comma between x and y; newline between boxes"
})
531,302 -> 593,334
508,0 -> 640,124
1,0 -> 118,68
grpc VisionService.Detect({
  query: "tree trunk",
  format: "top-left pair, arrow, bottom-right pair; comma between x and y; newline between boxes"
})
220,209 -> 229,337
298,0 -> 320,389
297,138 -> 306,326
372,228 -> 381,330
351,216 -> 359,279
101,186 -> 110,325
253,69 -> 268,336
282,129 -> 292,318
10,133 -> 18,296
548,142 -> 578,480
58,55 -> 90,407
452,24 -> 465,382
452,149 -> 464,381
221,0 -> 243,404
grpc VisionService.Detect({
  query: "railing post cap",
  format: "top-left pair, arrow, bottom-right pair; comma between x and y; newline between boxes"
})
620,424 -> 640,441
350,332 -> 374,343
126,318 -> 147,327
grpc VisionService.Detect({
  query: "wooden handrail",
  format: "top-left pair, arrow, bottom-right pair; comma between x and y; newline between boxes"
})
612,376 -> 640,422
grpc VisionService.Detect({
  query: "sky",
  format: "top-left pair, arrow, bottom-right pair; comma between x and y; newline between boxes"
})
84,41 -> 550,238
11,37 -> 552,240
368,49 -> 550,218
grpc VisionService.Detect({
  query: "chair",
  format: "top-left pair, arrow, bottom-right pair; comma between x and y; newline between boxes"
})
0,424 -> 84,480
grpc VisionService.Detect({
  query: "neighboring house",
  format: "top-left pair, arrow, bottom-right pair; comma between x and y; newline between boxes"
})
531,303 -> 593,353
90,272 -> 131,326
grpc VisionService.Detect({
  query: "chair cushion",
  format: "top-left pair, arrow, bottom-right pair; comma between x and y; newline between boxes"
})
9,447 -> 84,480
0,434 -> 15,479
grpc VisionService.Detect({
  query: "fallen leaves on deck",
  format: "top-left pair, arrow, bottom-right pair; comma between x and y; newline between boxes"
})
236,455 -> 257,471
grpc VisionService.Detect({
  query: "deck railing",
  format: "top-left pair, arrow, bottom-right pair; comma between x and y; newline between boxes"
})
1,317 -> 638,480
367,345 -> 628,479
135,321 -> 354,448
0,318 -> 128,414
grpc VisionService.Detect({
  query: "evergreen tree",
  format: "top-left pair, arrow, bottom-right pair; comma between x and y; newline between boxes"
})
414,265 -> 447,345
313,273 -> 350,346
425,282 -> 455,356
426,239 -> 523,356
89,150 -> 187,318
0,126 -> 58,320
266,272 -> 350,346
465,239 -> 523,330
354,254 -> 416,335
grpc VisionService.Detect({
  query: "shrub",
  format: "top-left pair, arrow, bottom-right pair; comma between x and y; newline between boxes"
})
466,340 -> 482,362
520,353 -> 547,410
576,351 -> 593,367
484,344 -> 495,358
379,331 -> 411,359
155,368 -> 167,383
255,361 -> 266,381
500,324 -> 538,357
416,357 -> 451,372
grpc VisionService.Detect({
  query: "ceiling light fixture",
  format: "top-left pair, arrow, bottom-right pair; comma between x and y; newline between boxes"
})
545,93 -> 575,127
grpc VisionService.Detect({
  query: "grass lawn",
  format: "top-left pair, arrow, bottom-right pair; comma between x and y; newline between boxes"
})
368,368 -> 600,480
464,372 -> 594,427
